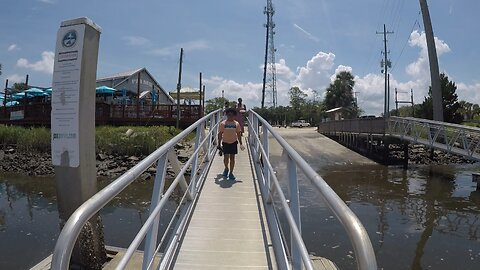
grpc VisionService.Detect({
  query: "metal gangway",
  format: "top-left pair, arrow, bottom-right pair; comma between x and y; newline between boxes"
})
318,116 -> 480,162
50,110 -> 377,270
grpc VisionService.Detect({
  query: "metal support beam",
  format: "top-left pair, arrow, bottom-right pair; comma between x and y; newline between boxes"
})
419,0 -> 444,122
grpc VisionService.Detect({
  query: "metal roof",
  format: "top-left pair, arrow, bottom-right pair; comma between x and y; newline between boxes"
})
97,68 -> 143,81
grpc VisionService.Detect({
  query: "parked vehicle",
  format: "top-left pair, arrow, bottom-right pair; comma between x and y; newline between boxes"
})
291,120 -> 310,128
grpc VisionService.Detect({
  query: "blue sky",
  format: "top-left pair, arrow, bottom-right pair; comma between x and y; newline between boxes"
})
1,0 -> 479,114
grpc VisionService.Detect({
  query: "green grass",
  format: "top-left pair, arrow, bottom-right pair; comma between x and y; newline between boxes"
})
0,125 -> 193,155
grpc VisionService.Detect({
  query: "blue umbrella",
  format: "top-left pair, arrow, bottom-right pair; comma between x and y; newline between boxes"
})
96,85 -> 116,95
44,88 -> 52,95
24,88 -> 47,96
5,101 -> 20,107
11,93 -> 33,100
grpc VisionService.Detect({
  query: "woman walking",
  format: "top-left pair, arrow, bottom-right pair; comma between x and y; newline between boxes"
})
236,98 -> 246,134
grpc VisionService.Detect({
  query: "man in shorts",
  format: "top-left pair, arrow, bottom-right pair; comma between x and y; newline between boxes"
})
218,108 -> 243,180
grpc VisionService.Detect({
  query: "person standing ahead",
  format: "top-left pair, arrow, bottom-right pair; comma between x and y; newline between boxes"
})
217,108 -> 244,180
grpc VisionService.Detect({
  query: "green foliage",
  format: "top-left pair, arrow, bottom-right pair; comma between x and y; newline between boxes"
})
324,71 -> 360,119
0,125 -> 50,152
12,82 -> 28,92
418,73 -> 462,123
0,125 -> 191,156
205,97 -> 236,113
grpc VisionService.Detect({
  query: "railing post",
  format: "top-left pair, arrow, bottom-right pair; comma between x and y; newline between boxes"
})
190,122 -> 204,194
142,152 -> 168,270
206,114 -> 214,162
287,154 -> 302,270
262,125 -> 270,201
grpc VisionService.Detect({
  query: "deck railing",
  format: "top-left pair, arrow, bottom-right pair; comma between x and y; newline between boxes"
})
248,110 -> 377,270
51,109 -> 222,270
318,117 -> 386,135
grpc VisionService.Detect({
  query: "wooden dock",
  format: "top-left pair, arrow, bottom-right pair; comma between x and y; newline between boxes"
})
173,139 -> 276,269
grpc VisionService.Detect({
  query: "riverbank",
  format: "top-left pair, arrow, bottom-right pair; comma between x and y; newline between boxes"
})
0,125 -> 195,178
0,141 -> 194,178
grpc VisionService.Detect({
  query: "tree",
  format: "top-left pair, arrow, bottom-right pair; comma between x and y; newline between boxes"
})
13,82 -> 28,92
418,73 -> 462,124
205,97 -> 235,113
289,86 -> 307,119
324,71 -> 359,118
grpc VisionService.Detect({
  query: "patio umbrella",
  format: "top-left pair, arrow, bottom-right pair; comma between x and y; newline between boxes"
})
24,88 -> 47,96
96,86 -> 116,95
11,93 -> 33,100
44,88 -> 52,95
5,101 -> 20,107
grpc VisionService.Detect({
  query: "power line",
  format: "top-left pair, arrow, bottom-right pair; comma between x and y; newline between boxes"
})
391,11 -> 421,72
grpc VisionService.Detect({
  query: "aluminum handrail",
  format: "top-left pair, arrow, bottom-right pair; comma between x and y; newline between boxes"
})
247,118 -> 315,270
51,109 -> 222,270
249,110 -> 377,270
390,116 -> 480,132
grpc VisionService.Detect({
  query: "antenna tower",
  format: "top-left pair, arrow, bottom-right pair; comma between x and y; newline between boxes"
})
261,0 -> 277,108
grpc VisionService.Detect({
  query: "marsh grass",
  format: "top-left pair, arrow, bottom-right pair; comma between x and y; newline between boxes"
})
0,125 -> 193,155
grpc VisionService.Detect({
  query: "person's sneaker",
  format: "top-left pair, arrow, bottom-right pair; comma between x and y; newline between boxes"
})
222,168 -> 229,178
228,173 -> 236,181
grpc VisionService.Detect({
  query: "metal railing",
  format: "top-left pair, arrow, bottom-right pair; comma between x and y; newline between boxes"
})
51,109 -> 223,270
389,116 -> 480,161
248,110 -> 377,270
317,117 -> 386,135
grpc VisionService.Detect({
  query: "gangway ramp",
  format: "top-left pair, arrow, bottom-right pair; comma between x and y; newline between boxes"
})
50,109 -> 376,270
173,140 -> 275,269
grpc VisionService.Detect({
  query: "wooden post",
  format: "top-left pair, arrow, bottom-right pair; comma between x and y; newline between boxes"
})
4,79 -> 8,118
51,17 -> 106,268
202,85 -> 206,116
137,72 -> 140,119
24,74 -> 29,117
176,48 -> 183,129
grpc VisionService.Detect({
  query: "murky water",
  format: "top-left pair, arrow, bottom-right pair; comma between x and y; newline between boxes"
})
294,164 -> 480,270
1,163 -> 480,269
0,175 -> 177,270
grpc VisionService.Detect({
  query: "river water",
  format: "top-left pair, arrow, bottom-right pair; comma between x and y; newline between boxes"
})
1,162 -> 480,269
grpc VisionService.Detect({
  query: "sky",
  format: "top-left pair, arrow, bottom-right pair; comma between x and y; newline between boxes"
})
1,0 -> 480,115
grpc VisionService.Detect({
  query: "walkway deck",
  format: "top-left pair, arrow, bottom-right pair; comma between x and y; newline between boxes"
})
173,140 -> 275,269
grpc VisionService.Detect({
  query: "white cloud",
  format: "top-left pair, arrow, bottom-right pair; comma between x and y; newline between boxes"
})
123,36 -> 150,46
150,40 -> 210,56
203,31 -> 480,115
293,23 -> 320,42
6,74 -> 25,83
38,0 -> 55,4
292,52 -> 335,91
8,44 -> 20,51
406,30 -> 451,79
16,51 -> 54,74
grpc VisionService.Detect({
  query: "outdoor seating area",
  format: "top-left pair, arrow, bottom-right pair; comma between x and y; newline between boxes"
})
1,86 -> 203,127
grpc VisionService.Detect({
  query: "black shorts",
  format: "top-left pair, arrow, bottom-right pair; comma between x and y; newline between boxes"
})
222,141 -> 238,155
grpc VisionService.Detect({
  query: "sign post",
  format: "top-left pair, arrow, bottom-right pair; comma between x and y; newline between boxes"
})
51,17 -> 106,269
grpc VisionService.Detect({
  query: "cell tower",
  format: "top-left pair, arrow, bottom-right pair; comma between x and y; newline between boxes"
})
261,0 -> 277,108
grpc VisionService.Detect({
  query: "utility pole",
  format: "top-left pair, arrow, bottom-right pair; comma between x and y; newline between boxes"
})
419,0 -> 443,122
377,24 -> 393,118
199,72 -> 202,114
176,48 -> 183,129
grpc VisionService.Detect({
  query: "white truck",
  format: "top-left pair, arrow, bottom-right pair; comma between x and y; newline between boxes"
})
291,120 -> 310,128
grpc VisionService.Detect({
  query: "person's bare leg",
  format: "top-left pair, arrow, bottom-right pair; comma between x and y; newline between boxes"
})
230,155 -> 235,174
223,154 -> 229,170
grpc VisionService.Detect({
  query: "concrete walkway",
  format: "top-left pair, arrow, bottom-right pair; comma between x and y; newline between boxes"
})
173,139 -> 275,269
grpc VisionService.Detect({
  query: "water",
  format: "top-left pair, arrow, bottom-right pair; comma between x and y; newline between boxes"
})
297,164 -> 480,270
0,175 -> 177,270
1,164 -> 480,269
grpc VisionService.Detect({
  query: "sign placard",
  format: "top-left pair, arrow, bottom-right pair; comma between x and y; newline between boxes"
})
51,24 -> 85,167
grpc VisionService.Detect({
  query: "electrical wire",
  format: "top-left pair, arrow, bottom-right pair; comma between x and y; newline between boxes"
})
391,11 -> 422,72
